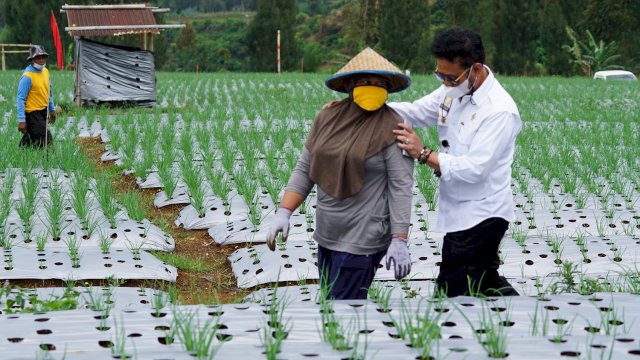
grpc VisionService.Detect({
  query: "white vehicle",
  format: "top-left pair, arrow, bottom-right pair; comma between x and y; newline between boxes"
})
593,70 -> 637,80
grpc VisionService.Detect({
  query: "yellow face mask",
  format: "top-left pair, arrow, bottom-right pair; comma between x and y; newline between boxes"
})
352,86 -> 388,111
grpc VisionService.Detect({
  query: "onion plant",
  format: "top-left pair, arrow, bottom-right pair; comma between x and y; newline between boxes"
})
172,308 -> 223,359
83,287 -> 114,314
14,198 -> 35,243
1,226 -> 15,251
19,171 -> 40,217
390,298 -> 442,358
246,196 -> 263,232
595,215 -> 611,238
120,129 -> 138,171
509,224 -> 528,253
133,150 -> 154,183
83,213 -> 102,240
181,162 -> 206,218
257,286 -> 290,359
367,282 -> 393,313
126,240 -> 144,261
318,302 -> 368,359
453,300 -> 510,358
64,237 -> 82,268
157,152 -> 178,199
118,190 -> 147,223
151,289 -> 170,317
35,234 -> 48,252
179,129 -> 195,165
208,172 -> 231,214
1,169 -> 16,204
260,318 -> 288,360
43,181 -> 66,241
99,233 -> 113,255
219,143 -> 237,175
111,316 -> 131,359
259,169 -> 284,208
71,173 -> 90,225
94,176 -> 121,228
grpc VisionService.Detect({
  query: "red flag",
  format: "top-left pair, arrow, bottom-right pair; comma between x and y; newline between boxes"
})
50,10 -> 64,71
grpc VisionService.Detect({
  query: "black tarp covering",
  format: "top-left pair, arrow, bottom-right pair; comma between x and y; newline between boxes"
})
74,38 -> 156,106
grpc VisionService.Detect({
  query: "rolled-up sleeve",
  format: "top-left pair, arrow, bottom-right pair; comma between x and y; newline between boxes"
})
284,146 -> 315,197
383,144 -> 414,234
439,111 -> 519,183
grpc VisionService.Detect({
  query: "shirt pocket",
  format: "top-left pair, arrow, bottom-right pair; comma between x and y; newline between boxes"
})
454,119 -> 479,145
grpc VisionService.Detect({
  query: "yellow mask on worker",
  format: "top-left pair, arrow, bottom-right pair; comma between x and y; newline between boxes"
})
352,86 -> 388,111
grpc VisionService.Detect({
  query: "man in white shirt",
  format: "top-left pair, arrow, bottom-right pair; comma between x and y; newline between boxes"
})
391,28 -> 521,297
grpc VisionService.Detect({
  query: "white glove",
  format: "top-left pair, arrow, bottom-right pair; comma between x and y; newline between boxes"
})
385,236 -> 412,280
266,208 -> 292,251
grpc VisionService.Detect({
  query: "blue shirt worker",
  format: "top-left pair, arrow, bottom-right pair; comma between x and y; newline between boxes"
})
391,28 -> 522,297
266,48 -> 414,300
17,45 -> 57,148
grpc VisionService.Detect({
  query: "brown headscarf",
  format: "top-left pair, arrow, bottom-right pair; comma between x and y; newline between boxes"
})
305,98 -> 401,200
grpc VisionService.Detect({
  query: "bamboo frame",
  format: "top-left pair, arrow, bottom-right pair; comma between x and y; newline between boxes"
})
1,43 -> 32,71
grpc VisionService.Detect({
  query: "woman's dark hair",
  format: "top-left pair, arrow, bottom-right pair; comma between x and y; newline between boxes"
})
430,28 -> 485,67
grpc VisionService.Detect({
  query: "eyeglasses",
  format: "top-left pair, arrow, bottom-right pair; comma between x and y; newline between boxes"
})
433,66 -> 471,86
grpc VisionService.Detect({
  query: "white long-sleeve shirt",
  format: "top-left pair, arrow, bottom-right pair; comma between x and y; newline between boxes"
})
390,66 -> 521,233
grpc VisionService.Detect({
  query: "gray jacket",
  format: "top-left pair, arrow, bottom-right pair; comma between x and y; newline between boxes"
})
286,143 -> 414,255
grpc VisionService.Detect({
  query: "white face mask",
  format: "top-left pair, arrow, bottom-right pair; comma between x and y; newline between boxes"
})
445,78 -> 471,99
32,63 -> 45,70
445,66 -> 480,99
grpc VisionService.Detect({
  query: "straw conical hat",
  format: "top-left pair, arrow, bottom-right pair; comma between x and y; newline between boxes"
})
325,47 -> 411,93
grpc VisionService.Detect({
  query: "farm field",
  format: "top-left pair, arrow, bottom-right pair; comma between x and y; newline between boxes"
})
0,70 -> 639,359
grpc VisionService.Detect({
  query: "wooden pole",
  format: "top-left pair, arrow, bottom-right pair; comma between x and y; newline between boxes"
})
141,33 -> 147,50
149,34 -> 154,52
1,46 -> 5,71
75,38 -> 81,106
277,30 -> 281,74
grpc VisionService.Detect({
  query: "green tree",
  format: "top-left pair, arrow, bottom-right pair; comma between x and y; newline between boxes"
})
246,0 -> 300,72
176,22 -> 197,50
340,0 -> 383,52
174,22 -> 197,71
378,0 -> 429,70
536,0 -> 571,75
563,27 -> 622,77
581,0 -> 639,72
490,0 -> 540,74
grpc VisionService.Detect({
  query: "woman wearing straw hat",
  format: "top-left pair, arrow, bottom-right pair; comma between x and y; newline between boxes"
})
266,48 -> 414,300
17,45 -> 57,148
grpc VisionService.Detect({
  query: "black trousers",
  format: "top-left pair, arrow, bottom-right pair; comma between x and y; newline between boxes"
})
20,109 -> 52,148
317,245 -> 386,300
436,217 -> 519,297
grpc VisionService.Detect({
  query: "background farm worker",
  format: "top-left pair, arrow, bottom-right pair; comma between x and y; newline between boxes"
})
17,45 -> 57,148
266,48 -> 414,300
391,28 -> 522,297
